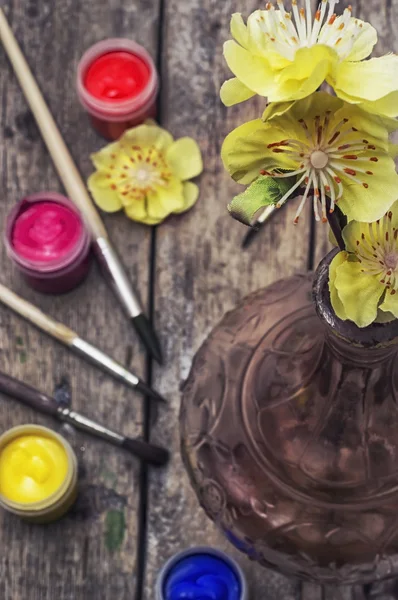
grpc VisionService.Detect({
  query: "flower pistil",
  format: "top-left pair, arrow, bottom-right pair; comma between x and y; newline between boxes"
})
107,144 -> 172,204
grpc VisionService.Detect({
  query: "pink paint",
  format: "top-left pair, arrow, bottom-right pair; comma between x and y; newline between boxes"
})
12,202 -> 83,264
5,193 -> 92,294
76,39 -> 159,141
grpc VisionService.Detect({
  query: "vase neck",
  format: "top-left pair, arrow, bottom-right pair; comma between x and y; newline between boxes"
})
314,251 -> 398,361
324,328 -> 398,367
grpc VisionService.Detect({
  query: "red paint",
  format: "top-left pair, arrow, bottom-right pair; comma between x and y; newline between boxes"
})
12,202 -> 82,264
77,39 -> 159,141
84,51 -> 151,103
5,193 -> 92,294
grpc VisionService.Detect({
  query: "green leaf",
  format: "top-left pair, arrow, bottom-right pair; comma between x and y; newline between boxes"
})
228,174 -> 297,226
105,510 -> 126,553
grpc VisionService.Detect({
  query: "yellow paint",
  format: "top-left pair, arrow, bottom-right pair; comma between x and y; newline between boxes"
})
0,434 -> 69,504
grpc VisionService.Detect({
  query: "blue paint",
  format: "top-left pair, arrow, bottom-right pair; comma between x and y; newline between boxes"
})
164,553 -> 241,600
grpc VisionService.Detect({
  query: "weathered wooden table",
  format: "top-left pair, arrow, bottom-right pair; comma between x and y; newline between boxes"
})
0,1 -> 396,598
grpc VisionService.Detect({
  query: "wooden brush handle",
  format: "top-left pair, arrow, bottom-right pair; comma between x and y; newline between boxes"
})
0,8 -> 107,240
0,371 -> 59,417
0,283 -> 77,345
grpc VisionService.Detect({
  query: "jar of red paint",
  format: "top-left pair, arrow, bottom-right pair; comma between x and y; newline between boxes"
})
5,192 -> 92,294
76,39 -> 159,140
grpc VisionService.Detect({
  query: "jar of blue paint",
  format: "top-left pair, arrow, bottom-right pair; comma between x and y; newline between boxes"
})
155,546 -> 248,600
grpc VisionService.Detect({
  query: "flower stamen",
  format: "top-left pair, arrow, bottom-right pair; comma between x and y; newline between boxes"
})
257,1 -> 365,61
355,212 -> 398,293
276,171 -> 308,208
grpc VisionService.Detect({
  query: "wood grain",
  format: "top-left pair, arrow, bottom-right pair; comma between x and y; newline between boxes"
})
144,0 -> 312,598
0,1 -> 159,598
2,0 -> 398,598
145,0 -> 398,599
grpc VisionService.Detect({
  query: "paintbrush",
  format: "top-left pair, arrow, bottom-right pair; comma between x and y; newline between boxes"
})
0,371 -> 169,467
0,282 -> 165,403
0,8 -> 162,364
242,205 -> 277,249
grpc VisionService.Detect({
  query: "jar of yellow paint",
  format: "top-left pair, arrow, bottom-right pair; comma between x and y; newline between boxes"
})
0,425 -> 78,523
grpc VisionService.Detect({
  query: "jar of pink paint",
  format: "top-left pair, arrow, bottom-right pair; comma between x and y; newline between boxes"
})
5,192 -> 92,294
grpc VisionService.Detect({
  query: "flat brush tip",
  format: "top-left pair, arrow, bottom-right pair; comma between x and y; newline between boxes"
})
136,380 -> 167,403
242,225 -> 260,249
131,314 -> 163,364
121,437 -> 169,466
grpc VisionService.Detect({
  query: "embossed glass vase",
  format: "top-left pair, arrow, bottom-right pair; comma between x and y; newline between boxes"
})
180,252 -> 398,585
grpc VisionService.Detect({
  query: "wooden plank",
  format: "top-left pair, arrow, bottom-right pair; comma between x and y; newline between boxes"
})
144,1 -> 312,598
0,1 -> 160,599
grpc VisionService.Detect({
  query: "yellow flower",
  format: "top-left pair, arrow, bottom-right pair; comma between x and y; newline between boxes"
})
221,1 -> 398,117
330,201 -> 398,328
221,92 -> 398,223
88,122 -> 203,225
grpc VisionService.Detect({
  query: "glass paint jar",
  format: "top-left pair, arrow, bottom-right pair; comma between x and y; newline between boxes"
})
156,547 -> 248,600
5,192 -> 92,294
0,424 -> 78,523
76,39 -> 159,140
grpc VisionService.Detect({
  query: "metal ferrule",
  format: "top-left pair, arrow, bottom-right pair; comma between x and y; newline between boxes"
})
58,407 -> 124,445
94,237 -> 142,319
71,338 -> 140,388
257,204 -> 277,225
